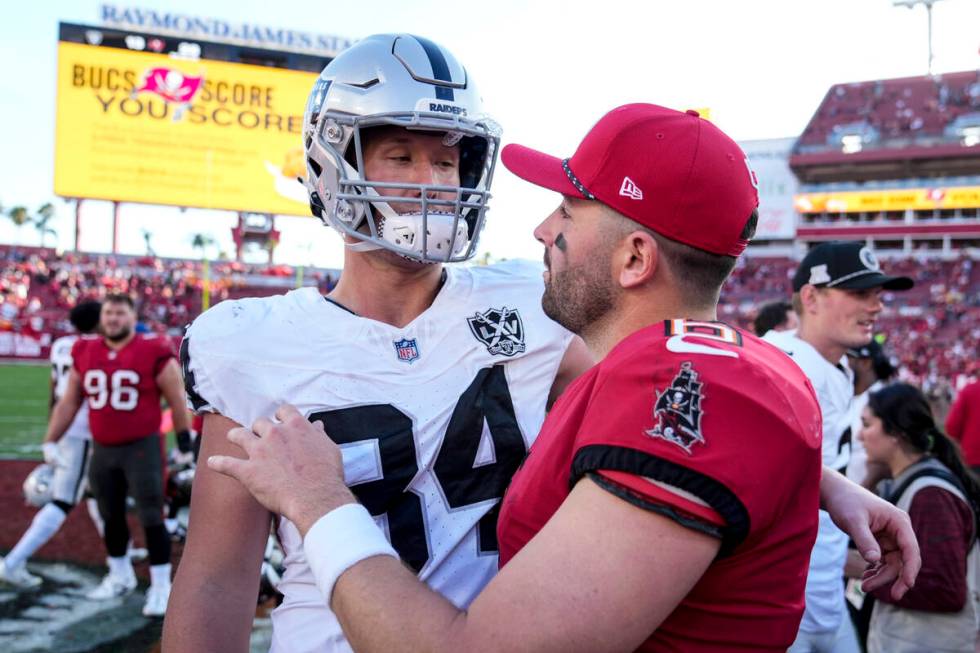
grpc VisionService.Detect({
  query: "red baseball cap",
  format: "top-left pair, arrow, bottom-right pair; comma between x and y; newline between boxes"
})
501,103 -> 760,256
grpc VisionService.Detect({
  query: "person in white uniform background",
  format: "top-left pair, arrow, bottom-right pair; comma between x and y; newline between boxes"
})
765,241 -> 913,653
0,301 -> 102,589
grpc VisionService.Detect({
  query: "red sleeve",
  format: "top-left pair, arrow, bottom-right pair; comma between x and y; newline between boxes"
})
870,486 -> 974,611
946,388 -> 971,441
569,348 -> 822,556
597,469 -> 726,528
152,336 -> 176,377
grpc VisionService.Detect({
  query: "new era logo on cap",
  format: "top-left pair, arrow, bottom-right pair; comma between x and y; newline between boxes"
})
619,177 -> 643,201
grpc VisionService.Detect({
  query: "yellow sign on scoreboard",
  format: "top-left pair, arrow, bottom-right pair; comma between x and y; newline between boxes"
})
54,41 -> 318,216
794,186 -> 980,214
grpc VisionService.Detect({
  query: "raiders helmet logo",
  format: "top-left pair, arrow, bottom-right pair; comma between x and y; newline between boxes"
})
646,362 -> 706,455
467,307 -> 526,357
859,246 -> 880,271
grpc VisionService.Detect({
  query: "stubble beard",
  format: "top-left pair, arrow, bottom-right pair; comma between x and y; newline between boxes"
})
541,257 -> 616,338
103,326 -> 132,343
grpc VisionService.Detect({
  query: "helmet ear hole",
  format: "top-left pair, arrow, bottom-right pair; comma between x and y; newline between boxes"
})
459,136 -> 488,189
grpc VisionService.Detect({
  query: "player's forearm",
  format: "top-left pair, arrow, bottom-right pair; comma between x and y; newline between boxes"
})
333,555 -> 469,653
819,465 -> 850,510
170,407 -> 192,434
162,573 -> 257,652
44,396 -> 82,444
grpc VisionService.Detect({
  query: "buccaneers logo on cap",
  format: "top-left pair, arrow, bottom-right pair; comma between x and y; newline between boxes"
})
646,362 -> 706,455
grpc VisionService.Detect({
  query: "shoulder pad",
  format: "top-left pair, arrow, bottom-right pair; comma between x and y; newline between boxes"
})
185,296 -> 282,355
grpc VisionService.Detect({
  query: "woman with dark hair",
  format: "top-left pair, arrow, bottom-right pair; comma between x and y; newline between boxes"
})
855,382 -> 980,653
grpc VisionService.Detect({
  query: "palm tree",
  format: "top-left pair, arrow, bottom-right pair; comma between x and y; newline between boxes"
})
32,203 -> 57,248
190,233 -> 216,260
6,206 -> 30,244
142,229 -> 155,256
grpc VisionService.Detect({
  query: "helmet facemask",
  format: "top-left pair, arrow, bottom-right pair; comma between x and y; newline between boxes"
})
308,111 -> 499,264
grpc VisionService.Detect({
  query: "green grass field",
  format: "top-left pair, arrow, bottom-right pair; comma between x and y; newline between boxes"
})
0,362 -> 181,460
0,362 -> 50,459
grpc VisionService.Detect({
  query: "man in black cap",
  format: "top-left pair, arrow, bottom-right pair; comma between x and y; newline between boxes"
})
764,241 -> 913,653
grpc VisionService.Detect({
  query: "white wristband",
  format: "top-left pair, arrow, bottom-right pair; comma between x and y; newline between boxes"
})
303,502 -> 399,605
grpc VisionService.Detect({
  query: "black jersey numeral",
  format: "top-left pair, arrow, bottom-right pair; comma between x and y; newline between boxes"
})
308,365 -> 527,571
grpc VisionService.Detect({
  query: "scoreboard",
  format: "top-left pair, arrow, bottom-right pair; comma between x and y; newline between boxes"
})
54,22 -> 333,216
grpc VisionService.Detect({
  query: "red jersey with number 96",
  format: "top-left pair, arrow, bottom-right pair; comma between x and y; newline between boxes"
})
71,334 -> 176,445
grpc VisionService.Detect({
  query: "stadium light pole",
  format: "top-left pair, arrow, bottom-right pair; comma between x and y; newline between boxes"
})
74,199 -> 82,252
893,0 -> 945,75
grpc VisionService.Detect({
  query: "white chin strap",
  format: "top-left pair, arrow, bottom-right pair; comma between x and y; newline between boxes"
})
377,211 -> 469,261
339,169 -> 469,260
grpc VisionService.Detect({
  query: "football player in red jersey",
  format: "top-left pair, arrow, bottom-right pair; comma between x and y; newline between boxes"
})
208,105 -> 919,651
209,104 -> 922,652
43,294 -> 191,617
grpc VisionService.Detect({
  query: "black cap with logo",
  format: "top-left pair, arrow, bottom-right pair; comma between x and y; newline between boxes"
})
792,241 -> 914,292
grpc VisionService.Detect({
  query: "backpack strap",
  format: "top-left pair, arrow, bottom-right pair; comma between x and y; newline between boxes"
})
888,466 -> 979,545
887,467 -> 964,505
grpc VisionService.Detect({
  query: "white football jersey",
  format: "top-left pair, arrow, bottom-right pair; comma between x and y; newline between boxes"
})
50,335 -> 90,441
182,260 -> 573,653
763,329 -> 854,634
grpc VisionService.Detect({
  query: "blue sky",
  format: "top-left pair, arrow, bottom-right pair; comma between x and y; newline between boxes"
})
1,0 -> 978,267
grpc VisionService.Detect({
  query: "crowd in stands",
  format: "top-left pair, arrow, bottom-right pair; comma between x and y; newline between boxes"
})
796,70 -> 980,150
718,253 -> 979,400
1,245 -> 976,400
0,246 -> 336,340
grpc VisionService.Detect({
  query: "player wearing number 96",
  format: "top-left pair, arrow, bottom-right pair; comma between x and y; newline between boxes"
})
43,293 -> 191,617
163,34 -> 593,653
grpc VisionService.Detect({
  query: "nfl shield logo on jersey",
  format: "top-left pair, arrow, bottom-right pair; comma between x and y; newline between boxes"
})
393,338 -> 421,364
467,307 -> 526,357
646,362 -> 706,455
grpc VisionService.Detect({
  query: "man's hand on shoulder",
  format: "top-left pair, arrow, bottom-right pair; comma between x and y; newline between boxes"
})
207,404 -> 356,535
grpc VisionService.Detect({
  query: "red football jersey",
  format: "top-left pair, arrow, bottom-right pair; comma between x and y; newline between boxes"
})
498,319 -> 823,652
71,334 -> 176,445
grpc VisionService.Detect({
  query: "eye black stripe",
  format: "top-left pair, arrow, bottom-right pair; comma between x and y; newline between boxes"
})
410,34 -> 454,102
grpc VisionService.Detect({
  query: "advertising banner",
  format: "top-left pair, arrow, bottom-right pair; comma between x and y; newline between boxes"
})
54,40 -> 317,216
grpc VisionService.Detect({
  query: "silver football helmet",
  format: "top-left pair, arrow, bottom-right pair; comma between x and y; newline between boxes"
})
303,34 -> 501,263
23,464 -> 54,508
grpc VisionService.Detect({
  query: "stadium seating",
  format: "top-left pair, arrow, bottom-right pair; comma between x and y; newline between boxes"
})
1,245 -> 975,396
717,254 -> 979,391
795,70 -> 980,152
0,245 -> 337,339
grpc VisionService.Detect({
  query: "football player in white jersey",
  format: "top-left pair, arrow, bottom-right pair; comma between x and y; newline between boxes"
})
163,34 -> 592,652
764,241 -> 913,653
0,301 -> 102,588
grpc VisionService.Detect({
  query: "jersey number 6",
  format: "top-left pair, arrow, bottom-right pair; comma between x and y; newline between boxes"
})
308,365 -> 526,572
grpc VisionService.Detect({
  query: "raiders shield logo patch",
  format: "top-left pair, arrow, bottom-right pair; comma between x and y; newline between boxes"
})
646,362 -> 706,454
467,307 -> 526,357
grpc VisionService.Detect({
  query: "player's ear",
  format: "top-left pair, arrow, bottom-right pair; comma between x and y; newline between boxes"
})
618,229 -> 658,290
798,285 -> 820,316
